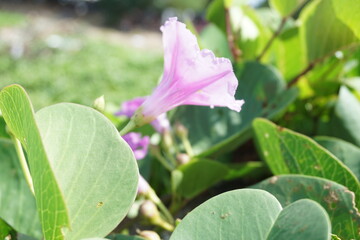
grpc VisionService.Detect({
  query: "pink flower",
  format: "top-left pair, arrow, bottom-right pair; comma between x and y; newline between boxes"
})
115,97 -> 145,118
122,132 -> 150,160
138,17 -> 244,122
116,97 -> 171,134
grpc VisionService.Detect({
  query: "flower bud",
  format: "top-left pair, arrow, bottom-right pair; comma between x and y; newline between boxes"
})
162,129 -> 173,150
138,230 -> 161,240
149,143 -> 160,155
93,95 -> 105,112
140,200 -> 159,219
137,175 -> 150,195
175,122 -> 188,139
176,153 -> 190,165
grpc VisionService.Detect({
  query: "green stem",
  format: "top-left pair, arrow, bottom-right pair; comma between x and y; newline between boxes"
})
155,152 -> 174,171
119,120 -> 136,136
11,136 -> 34,195
148,188 -> 175,225
164,151 -> 177,168
180,136 -> 194,157
256,16 -> 288,61
151,217 -> 174,231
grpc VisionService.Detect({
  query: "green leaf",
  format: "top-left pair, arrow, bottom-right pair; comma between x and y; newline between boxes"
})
171,159 -> 229,199
252,174 -> 360,240
36,103 -> 138,239
269,0 -> 306,17
231,5 -> 271,60
206,0 -> 226,32
267,199 -> 331,240
252,118 -> 360,207
0,116 -> 10,139
107,234 -> 145,240
170,189 -> 282,240
0,139 -> 42,238
266,199 -> 331,240
170,189 -> 331,240
200,23 -> 232,60
80,234 -> 146,240
224,161 -> 267,180
0,218 -> 14,239
327,86 -> 360,147
173,61 -> 297,157
300,0 -> 357,63
0,84 -> 70,240
273,26 -> 306,80
0,85 -> 138,239
331,234 -> 342,240
315,136 -> 360,180
332,0 -> 360,39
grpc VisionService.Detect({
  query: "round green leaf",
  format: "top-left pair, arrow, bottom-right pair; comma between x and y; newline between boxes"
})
267,199 -> 331,240
36,103 -> 138,239
170,189 -> 282,240
0,85 -> 138,239
252,174 -> 360,240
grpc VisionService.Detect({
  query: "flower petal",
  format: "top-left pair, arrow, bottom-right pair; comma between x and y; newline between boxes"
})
139,17 -> 244,120
115,97 -> 146,118
122,132 -> 150,160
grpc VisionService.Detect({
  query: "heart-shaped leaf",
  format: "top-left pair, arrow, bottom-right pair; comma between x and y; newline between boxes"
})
170,189 -> 282,240
170,189 -> 331,240
267,199 -> 331,240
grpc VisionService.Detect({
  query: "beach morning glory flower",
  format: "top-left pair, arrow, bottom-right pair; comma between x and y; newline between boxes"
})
122,132 -> 150,160
137,17 -> 244,123
116,97 -> 171,134
120,17 -> 244,135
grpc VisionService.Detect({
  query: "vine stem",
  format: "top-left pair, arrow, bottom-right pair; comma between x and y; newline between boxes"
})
11,135 -> 34,195
256,17 -> 288,61
256,0 -> 308,61
287,43 -> 360,88
119,120 -> 136,136
180,135 -> 194,157
225,7 -> 242,62
148,188 -> 175,226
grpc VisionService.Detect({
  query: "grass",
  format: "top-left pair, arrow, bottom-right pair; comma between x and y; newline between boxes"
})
0,37 -> 163,110
0,11 -> 26,27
